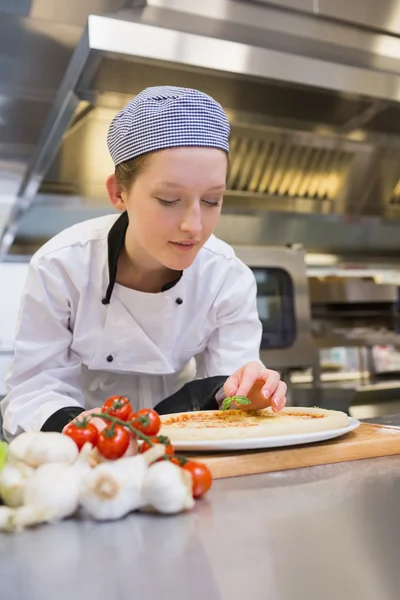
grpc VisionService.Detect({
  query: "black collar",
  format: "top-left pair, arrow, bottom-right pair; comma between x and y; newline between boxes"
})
102,212 -> 128,305
102,211 -> 182,304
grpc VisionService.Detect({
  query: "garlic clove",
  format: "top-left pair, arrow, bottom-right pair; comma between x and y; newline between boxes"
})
24,433 -> 79,468
7,432 -> 39,464
0,461 -> 34,507
142,461 -> 195,515
0,506 -> 16,532
14,462 -> 81,530
8,431 -> 79,468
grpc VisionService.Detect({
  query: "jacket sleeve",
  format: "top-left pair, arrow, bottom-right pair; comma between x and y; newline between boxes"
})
1,257 -> 85,440
203,262 -> 263,377
154,375 -> 227,414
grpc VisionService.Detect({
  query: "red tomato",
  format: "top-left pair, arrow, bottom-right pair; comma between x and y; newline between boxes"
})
63,420 -> 98,450
101,396 -> 132,421
183,461 -> 213,498
130,409 -> 161,436
169,456 -> 186,467
97,425 -> 130,459
139,435 -> 174,456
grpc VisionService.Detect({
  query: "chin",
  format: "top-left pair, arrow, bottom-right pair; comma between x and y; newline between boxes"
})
167,256 -> 197,270
162,248 -> 200,270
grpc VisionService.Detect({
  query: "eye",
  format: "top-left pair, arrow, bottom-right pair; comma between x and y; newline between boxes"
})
156,197 -> 179,206
202,199 -> 221,207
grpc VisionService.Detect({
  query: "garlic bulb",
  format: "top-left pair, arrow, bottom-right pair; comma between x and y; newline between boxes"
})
142,461 -> 195,515
12,443 -> 92,531
0,461 -> 34,507
13,463 -> 79,530
80,444 -> 165,521
8,431 -> 78,468
0,506 -> 16,532
7,432 -> 39,464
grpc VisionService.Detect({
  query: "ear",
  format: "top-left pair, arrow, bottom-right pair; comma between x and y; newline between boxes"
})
106,174 -> 126,211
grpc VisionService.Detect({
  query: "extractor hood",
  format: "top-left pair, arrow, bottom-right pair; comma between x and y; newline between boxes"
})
2,0 -> 400,256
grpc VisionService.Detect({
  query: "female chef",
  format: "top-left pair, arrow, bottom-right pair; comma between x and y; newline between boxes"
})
1,86 -> 287,440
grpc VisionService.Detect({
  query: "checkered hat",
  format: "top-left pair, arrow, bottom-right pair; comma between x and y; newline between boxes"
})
107,86 -> 230,166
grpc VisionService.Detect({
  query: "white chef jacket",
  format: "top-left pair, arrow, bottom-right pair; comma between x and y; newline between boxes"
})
1,213 -> 262,439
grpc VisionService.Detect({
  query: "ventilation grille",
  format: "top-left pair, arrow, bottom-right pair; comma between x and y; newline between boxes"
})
227,135 -> 353,199
391,178 -> 400,204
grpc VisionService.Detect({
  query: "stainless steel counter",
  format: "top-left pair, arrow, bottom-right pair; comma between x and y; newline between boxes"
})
1,420 -> 400,600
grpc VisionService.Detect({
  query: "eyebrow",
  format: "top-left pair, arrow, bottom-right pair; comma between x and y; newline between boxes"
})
156,182 -> 226,191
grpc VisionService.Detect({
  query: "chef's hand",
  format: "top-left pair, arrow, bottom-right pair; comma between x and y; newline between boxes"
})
62,407 -> 106,434
223,362 -> 287,412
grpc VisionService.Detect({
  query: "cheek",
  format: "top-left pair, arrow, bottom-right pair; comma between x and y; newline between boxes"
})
130,204 -> 174,241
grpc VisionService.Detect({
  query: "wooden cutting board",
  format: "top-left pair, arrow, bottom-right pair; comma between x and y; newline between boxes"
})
191,423 -> 400,479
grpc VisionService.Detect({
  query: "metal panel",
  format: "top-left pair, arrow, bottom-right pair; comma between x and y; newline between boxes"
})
214,211 -> 400,256
232,245 -> 317,370
0,13 -> 81,231
87,14 -> 400,102
309,280 -> 398,304
251,0 -> 400,37
0,26 -> 91,254
0,0 -> 31,16
141,0 -> 400,74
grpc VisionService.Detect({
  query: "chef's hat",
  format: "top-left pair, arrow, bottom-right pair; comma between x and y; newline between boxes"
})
107,86 -> 230,166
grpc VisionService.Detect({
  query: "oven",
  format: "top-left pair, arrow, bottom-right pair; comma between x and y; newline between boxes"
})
232,245 -> 317,372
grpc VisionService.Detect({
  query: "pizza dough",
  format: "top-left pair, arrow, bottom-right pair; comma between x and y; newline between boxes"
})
159,407 -> 349,441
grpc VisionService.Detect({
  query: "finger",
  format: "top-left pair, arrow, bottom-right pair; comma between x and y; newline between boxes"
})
82,407 -> 102,416
75,407 -> 100,421
270,381 -> 287,412
261,370 -> 281,399
223,372 -> 240,397
236,365 -> 264,397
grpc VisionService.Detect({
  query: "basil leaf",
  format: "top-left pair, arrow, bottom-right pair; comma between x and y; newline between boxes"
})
235,396 -> 251,405
221,398 -> 233,411
221,396 -> 252,410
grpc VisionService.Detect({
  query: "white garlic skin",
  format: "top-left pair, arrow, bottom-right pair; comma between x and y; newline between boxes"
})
8,432 -> 79,468
0,461 -> 34,507
79,444 -> 165,521
142,461 -> 195,515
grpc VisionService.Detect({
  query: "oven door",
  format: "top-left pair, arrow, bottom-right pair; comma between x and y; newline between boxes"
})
232,246 -> 316,371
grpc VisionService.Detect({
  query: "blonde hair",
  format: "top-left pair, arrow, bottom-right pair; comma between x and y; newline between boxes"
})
115,153 -> 153,190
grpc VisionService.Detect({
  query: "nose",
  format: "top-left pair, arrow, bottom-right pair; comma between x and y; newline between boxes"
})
180,201 -> 202,236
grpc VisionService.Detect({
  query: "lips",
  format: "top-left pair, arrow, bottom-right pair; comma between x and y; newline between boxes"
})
169,241 -> 199,252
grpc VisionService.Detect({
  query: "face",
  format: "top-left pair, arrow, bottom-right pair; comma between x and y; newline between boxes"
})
107,147 -> 228,272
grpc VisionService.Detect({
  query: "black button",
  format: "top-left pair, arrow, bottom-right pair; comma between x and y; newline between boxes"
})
175,298 -> 183,305
106,354 -> 114,362
101,298 -> 108,305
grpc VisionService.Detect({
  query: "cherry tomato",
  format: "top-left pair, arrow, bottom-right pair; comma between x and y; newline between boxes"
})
169,456 -> 186,467
183,461 -> 213,498
139,435 -> 174,456
63,420 -> 98,450
101,396 -> 132,421
130,409 -> 161,436
97,425 -> 130,459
